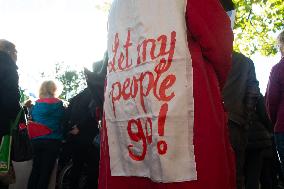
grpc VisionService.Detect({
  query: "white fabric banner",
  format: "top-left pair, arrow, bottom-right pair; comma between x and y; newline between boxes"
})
105,0 -> 196,183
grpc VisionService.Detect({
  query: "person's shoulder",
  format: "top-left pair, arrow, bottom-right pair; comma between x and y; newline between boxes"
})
279,57 -> 284,66
233,51 -> 251,60
55,98 -> 66,108
34,98 -> 65,112
269,59 -> 284,79
69,88 -> 89,104
232,51 -> 254,66
0,51 -> 15,66
272,58 -> 284,69
36,98 -> 62,104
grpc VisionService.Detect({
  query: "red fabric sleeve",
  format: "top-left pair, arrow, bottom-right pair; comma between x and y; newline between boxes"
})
186,0 -> 233,89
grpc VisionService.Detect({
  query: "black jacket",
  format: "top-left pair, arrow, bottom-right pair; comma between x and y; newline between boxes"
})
0,51 -> 21,136
64,88 -> 99,145
223,51 -> 260,125
247,95 -> 273,149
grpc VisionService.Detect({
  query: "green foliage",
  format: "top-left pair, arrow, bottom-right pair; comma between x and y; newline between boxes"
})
54,63 -> 86,100
19,88 -> 29,103
95,1 -> 111,12
233,0 -> 284,56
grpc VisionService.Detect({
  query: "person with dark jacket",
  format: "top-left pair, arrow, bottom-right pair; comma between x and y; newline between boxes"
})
244,94 -> 273,189
63,67 -> 103,189
0,39 -> 20,189
266,30 -> 284,177
223,51 -> 260,189
64,89 -> 100,189
0,39 -> 20,137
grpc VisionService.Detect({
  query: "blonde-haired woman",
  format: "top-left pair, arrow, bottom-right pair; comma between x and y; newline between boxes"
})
266,30 -> 284,176
28,80 -> 65,189
39,80 -> 59,98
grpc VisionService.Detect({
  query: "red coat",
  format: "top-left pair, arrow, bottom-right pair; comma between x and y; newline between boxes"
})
99,0 -> 235,188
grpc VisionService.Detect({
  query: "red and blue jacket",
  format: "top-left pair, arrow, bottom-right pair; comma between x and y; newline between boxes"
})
31,98 -> 65,140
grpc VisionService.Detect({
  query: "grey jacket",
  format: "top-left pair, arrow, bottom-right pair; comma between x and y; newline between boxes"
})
222,51 -> 260,125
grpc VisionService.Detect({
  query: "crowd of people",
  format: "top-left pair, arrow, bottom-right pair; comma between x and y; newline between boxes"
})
0,1 -> 284,189
0,39 -> 102,189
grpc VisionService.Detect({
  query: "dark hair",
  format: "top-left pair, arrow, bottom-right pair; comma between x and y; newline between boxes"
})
219,0 -> 235,11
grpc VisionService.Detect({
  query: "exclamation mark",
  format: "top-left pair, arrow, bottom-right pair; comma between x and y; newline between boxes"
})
157,103 -> 168,155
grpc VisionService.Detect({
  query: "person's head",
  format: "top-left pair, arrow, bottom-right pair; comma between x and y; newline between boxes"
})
39,80 -> 59,99
277,30 -> 284,57
0,39 -> 17,62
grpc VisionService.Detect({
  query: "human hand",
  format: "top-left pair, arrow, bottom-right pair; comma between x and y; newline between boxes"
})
69,125 -> 80,135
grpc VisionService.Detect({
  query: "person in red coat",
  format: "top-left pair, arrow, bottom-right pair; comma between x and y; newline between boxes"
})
98,0 -> 235,189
